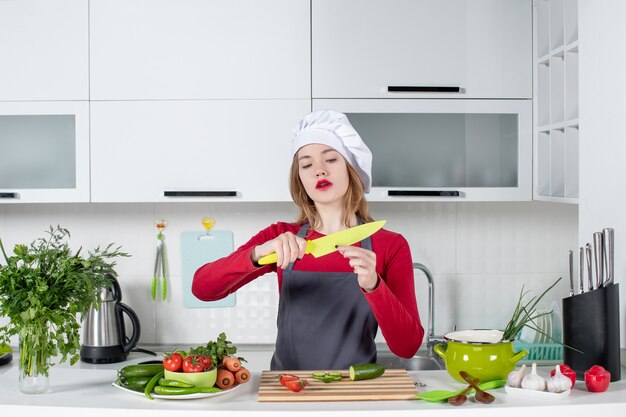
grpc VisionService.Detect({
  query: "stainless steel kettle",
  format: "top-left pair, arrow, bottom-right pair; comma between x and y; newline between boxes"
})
80,274 -> 141,363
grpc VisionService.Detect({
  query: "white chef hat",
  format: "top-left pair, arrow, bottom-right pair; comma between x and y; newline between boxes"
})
292,109 -> 372,193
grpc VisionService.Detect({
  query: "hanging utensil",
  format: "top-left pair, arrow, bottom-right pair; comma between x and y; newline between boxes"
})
199,217 -> 216,241
593,232 -> 604,290
152,218 -> 168,301
602,228 -> 614,287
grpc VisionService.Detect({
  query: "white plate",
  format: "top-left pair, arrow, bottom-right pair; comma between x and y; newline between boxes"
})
112,382 -> 241,400
505,385 -> 571,400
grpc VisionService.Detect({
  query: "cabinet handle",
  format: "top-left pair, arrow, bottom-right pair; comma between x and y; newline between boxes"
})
387,86 -> 461,93
388,190 -> 460,197
164,191 -> 238,197
0,192 -> 18,199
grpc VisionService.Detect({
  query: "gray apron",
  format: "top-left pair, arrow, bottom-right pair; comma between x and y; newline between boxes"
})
270,223 -> 378,370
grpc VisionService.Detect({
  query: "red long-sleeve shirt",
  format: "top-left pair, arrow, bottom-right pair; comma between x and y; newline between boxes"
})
192,222 -> 424,358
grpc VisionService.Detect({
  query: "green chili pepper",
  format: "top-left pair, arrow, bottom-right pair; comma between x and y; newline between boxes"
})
144,370 -> 164,400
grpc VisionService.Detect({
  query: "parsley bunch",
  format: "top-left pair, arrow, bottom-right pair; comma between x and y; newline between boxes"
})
0,226 -> 129,377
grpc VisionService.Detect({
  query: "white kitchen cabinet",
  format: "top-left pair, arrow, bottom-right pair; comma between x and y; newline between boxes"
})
0,101 -> 90,203
312,0 -> 532,99
0,0 -> 88,101
533,0 -> 579,203
89,0 -> 310,100
314,99 -> 532,202
90,100 -> 311,202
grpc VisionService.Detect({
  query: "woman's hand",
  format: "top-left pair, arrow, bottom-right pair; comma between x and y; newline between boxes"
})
336,245 -> 379,292
251,232 -> 307,269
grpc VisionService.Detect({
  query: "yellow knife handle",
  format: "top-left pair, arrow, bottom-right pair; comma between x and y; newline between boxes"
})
257,241 -> 313,265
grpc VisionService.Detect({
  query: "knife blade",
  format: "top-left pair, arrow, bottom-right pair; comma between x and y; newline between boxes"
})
585,243 -> 593,292
257,220 -> 387,265
579,247 -> 585,294
602,228 -> 614,286
568,250 -> 574,296
593,232 -> 604,290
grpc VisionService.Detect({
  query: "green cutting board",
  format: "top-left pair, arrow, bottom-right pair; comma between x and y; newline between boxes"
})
180,230 -> 235,308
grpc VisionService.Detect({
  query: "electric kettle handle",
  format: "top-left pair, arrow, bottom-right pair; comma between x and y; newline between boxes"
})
116,302 -> 141,354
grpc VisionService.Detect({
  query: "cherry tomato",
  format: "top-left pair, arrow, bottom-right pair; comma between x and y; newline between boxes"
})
285,378 -> 307,392
550,364 -> 577,388
182,356 -> 205,373
163,352 -> 183,372
584,365 -> 611,392
197,355 -> 212,371
278,373 -> 300,387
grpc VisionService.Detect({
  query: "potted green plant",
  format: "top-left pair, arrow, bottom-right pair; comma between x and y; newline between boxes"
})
0,226 -> 129,394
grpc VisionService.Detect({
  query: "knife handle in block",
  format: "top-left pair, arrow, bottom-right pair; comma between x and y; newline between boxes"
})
257,241 -> 314,265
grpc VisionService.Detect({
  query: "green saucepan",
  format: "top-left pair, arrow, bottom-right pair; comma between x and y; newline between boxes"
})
434,329 -> 528,383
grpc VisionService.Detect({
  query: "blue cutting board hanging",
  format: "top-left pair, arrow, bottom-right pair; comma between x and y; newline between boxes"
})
180,230 -> 236,308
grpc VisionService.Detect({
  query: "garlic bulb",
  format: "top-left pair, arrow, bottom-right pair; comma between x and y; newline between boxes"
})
507,364 -> 527,388
547,365 -> 572,393
521,363 -> 547,391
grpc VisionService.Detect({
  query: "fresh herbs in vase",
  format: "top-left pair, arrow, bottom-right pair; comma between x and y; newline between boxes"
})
0,226 -> 129,394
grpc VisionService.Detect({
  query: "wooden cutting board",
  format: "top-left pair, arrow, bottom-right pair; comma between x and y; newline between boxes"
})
258,369 -> 418,402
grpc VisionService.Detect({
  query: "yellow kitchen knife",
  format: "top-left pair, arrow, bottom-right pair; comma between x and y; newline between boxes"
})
258,220 -> 386,265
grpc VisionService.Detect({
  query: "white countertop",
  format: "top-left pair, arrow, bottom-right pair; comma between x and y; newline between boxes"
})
1,349 -> 625,417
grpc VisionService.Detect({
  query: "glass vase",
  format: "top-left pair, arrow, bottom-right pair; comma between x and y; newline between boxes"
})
18,329 -> 50,394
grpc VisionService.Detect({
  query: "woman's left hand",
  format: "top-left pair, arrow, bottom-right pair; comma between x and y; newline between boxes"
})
336,245 -> 379,292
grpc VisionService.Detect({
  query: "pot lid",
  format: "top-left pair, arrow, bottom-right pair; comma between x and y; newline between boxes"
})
444,329 -> 508,344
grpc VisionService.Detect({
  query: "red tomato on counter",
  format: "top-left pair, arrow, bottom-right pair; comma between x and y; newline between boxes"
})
585,365 -> 611,392
163,352 -> 183,372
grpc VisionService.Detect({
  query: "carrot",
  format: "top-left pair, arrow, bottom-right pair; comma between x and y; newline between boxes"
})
216,368 -> 235,389
221,355 -> 241,372
234,367 -> 250,384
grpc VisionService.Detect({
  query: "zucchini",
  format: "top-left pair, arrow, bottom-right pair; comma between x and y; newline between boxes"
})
118,363 -> 164,379
349,363 -> 385,381
118,376 -> 152,392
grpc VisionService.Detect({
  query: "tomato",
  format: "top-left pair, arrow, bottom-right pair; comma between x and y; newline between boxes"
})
285,378 -> 307,392
182,356 -> 205,373
584,365 -> 611,392
278,373 -> 300,387
163,352 -> 183,372
550,364 -> 577,388
197,355 -> 212,371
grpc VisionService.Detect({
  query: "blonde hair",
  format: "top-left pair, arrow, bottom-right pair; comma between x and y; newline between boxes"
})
290,155 -> 373,232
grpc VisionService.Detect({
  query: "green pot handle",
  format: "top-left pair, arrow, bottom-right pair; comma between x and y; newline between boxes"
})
510,349 -> 528,363
433,343 -> 447,359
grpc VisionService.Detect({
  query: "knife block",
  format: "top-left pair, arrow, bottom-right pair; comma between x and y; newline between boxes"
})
562,283 -> 620,382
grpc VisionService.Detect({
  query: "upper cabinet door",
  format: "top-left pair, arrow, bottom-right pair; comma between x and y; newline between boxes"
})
0,0 -> 89,101
90,100 -> 310,203
0,101 -> 90,203
90,0 -> 311,100
312,0 -> 532,99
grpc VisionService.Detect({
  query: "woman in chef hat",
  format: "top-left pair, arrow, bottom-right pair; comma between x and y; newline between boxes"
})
193,110 -> 424,370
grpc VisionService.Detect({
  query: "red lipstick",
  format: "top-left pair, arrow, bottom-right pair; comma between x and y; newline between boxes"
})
316,179 -> 333,190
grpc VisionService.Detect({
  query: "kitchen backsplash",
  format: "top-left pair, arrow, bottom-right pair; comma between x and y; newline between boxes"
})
0,201 -> 577,350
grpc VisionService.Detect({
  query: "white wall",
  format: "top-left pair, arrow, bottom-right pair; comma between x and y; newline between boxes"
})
0,201 -> 577,350
579,1 -> 626,351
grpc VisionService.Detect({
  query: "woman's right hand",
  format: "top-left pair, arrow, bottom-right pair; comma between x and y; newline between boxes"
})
251,232 -> 307,269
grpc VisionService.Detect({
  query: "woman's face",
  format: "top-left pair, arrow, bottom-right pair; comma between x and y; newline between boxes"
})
296,143 -> 350,206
